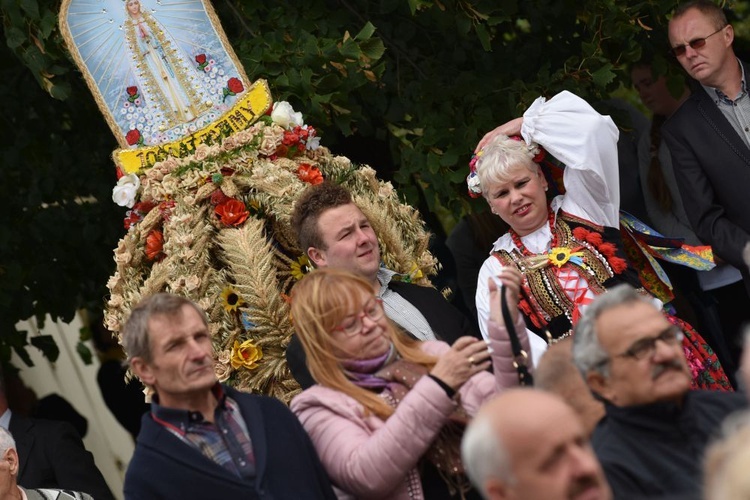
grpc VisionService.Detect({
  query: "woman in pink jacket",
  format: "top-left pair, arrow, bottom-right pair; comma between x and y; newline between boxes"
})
289,267 -> 528,499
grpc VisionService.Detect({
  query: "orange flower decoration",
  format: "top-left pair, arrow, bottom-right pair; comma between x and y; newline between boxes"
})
145,230 -> 164,261
297,163 -> 323,185
215,198 -> 249,227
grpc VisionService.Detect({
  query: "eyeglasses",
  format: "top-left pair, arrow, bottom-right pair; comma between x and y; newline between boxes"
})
334,297 -> 384,336
614,327 -> 685,361
671,26 -> 726,57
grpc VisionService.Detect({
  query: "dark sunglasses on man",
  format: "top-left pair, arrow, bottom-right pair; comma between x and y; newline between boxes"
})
670,25 -> 726,57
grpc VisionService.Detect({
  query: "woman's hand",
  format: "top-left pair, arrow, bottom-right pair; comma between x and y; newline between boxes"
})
476,117 -> 524,152
429,337 -> 491,391
488,267 -> 522,328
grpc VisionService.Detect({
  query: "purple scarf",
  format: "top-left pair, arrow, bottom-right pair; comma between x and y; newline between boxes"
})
341,343 -> 396,390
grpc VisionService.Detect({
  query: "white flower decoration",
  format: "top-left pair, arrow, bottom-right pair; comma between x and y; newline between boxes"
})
466,172 -> 482,195
271,101 -> 304,129
307,135 -> 321,150
112,174 -> 140,208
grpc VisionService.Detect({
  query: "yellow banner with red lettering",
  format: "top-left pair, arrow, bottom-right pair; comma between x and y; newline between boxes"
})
114,79 -> 272,174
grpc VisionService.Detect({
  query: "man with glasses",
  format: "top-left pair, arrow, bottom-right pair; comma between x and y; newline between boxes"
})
286,181 -> 480,388
572,284 -> 745,499
662,0 -> 750,301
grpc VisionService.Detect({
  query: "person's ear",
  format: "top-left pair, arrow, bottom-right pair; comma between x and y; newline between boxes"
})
307,247 -> 326,268
538,171 -> 549,191
5,448 -> 18,476
131,357 -> 155,387
586,371 -> 614,403
724,24 -> 735,46
485,478 -> 510,500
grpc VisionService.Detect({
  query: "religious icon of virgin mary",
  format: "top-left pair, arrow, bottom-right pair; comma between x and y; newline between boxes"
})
60,0 -> 251,148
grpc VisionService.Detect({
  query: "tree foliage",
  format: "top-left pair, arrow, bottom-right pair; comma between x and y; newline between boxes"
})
0,0 -> 746,365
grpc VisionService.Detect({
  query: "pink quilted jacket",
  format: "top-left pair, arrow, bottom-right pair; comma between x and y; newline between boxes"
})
290,316 -> 529,499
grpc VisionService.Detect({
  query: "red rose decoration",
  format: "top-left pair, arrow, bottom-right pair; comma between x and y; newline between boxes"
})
532,148 -> 547,163
127,86 -> 138,96
227,77 -> 244,94
195,54 -> 207,65
222,77 -> 245,102
282,132 -> 300,146
134,201 -> 156,214
210,189 -> 230,206
145,230 -> 165,261
159,200 -> 176,222
297,164 -> 324,185
124,211 -> 140,230
215,199 -> 250,227
126,129 -> 142,146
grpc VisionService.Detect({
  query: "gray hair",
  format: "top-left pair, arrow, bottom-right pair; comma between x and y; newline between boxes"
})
572,284 -> 654,378
461,410 -> 513,497
121,293 -> 208,364
476,134 -> 540,197
0,427 -> 16,456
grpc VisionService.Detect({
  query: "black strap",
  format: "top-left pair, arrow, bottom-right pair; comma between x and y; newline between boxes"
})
500,283 -> 534,386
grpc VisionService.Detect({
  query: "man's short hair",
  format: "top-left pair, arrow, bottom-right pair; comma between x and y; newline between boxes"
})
572,284 -> 654,378
290,182 -> 353,251
0,427 -> 16,456
121,293 -> 208,364
461,410 -> 512,497
672,0 -> 728,30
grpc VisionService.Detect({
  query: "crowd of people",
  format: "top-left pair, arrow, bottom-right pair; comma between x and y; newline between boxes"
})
2,1 -> 750,499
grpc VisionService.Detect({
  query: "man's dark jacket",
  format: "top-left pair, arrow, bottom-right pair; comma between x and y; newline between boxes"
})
287,280 -> 479,389
123,385 -> 336,500
591,390 -> 746,500
661,61 -> 750,294
10,414 -> 114,500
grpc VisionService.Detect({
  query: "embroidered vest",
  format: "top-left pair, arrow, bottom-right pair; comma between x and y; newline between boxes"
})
493,212 -> 641,341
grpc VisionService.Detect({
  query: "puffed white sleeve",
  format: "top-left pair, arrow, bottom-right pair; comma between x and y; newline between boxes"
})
521,90 -> 621,227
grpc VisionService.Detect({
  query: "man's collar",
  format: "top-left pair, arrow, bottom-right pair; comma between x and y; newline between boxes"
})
604,392 -> 690,424
703,58 -> 747,104
376,267 -> 396,295
150,383 -> 226,433
0,408 -> 11,430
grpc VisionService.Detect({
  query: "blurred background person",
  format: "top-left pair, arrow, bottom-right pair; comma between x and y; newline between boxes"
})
632,57 -> 749,381
461,389 -> 611,500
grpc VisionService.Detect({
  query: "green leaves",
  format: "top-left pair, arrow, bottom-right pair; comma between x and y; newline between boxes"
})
2,0 -> 748,368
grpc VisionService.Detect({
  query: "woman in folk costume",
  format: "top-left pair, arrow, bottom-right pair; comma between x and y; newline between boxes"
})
289,267 -> 529,500
469,90 -> 729,390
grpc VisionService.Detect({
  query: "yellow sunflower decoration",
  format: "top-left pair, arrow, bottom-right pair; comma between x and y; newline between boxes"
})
290,255 -> 313,281
221,287 -> 244,312
547,247 -> 584,268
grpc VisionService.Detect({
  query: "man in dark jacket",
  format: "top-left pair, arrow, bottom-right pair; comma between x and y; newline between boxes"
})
572,284 -> 745,500
0,372 -> 113,500
286,181 -> 480,388
122,293 -> 335,500
662,0 -> 750,296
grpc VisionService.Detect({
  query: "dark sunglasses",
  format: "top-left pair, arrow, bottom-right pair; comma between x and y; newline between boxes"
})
670,26 -> 726,57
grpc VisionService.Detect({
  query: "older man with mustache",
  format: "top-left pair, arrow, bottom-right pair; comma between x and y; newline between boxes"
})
572,284 -> 745,500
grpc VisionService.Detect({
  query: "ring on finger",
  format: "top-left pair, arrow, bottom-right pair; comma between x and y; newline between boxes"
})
468,356 -> 475,366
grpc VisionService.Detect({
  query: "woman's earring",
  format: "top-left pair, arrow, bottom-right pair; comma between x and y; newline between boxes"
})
544,186 -> 548,191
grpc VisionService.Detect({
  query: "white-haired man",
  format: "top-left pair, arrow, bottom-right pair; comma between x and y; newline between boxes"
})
461,388 -> 611,500
0,426 -> 92,500
572,284 -> 745,499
